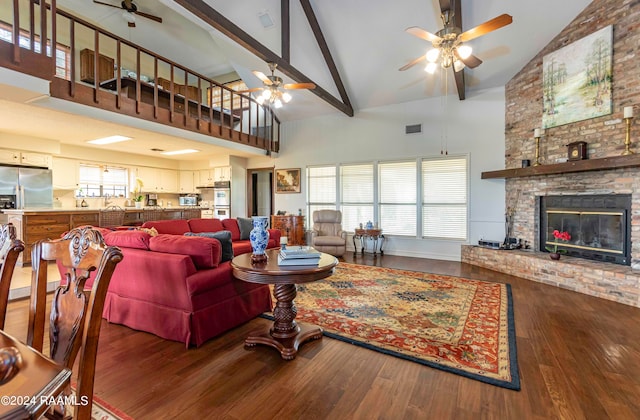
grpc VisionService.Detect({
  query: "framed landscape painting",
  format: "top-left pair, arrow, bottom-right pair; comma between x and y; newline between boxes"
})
275,168 -> 301,193
542,25 -> 612,129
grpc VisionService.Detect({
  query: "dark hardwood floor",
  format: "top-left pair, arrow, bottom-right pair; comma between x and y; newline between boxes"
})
5,253 -> 640,419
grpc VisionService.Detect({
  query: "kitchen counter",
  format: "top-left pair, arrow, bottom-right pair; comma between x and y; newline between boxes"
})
1,206 -> 208,214
4,206 -> 202,266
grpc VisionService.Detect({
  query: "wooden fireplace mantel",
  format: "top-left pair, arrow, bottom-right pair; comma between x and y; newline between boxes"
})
481,154 -> 640,179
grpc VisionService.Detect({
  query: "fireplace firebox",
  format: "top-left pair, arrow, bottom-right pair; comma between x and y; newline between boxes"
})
539,195 -> 631,265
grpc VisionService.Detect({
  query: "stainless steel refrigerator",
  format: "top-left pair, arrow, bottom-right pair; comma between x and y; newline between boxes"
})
0,165 -> 53,208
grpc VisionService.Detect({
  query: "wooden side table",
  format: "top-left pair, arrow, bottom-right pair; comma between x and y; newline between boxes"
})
231,249 -> 338,360
353,228 -> 385,256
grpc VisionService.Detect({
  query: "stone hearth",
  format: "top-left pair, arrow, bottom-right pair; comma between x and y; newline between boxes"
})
461,245 -> 640,308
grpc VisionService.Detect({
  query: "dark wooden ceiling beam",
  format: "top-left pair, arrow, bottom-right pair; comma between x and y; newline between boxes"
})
281,0 -> 290,62
299,0 -> 353,113
451,0 -> 465,100
174,0 -> 354,117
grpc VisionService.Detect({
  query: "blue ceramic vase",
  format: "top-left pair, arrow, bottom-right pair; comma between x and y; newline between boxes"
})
250,216 -> 270,262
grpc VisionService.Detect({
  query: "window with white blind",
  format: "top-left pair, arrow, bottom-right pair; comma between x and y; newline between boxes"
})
379,161 -> 417,236
307,166 -> 337,225
340,164 -> 374,232
422,157 -> 468,240
78,164 -> 128,198
306,155 -> 468,240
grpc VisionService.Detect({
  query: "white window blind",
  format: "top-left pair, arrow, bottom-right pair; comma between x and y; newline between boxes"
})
78,164 -> 128,197
379,161 -> 417,236
341,164 -> 374,232
422,157 -> 468,239
307,166 -> 337,226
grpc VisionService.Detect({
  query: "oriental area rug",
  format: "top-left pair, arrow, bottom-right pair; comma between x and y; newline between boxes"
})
282,263 -> 520,390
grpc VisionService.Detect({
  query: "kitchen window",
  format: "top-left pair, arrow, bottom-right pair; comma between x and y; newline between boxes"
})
78,164 -> 128,198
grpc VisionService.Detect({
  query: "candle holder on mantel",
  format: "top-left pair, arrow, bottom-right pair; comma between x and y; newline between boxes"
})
533,128 -> 543,166
622,106 -> 634,155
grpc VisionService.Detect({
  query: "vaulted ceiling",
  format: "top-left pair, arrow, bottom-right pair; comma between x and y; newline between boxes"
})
1,0 -> 593,159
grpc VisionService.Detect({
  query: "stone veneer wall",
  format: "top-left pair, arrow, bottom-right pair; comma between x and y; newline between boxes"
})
503,0 -> 640,263
463,0 -> 640,306
461,245 -> 640,308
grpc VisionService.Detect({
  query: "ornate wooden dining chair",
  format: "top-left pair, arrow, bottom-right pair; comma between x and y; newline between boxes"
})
27,226 -> 123,419
0,223 -> 24,330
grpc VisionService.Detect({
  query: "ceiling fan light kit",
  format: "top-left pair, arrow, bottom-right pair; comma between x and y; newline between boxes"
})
244,62 -> 315,109
401,0 -> 513,85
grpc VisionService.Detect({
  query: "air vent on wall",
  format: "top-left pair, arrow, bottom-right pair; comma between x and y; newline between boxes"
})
405,124 -> 422,134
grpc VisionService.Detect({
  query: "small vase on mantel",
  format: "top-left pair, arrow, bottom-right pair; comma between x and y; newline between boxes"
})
549,252 -> 561,260
250,216 -> 270,263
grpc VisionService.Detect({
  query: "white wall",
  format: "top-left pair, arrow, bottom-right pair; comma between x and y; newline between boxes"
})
250,87 -> 507,261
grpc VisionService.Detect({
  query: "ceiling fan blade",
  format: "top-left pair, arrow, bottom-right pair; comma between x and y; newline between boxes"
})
405,26 -> 442,44
458,14 -> 513,43
236,87 -> 264,94
283,83 -> 316,90
93,0 -> 121,9
252,70 -> 273,85
399,54 -> 426,71
134,10 -> 163,23
455,50 -> 482,69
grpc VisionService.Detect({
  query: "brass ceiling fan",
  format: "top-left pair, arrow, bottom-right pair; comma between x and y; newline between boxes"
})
399,0 -> 512,87
240,63 -> 316,108
92,0 -> 163,27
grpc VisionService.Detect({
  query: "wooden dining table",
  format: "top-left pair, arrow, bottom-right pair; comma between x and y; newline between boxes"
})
0,330 -> 72,420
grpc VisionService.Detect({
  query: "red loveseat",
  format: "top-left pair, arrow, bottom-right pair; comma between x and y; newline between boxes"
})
91,218 -> 281,347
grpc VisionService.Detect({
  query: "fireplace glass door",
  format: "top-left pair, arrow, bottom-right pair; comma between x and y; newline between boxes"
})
540,195 -> 631,265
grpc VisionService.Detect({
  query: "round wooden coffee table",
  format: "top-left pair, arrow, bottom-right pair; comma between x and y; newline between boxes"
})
231,248 -> 338,360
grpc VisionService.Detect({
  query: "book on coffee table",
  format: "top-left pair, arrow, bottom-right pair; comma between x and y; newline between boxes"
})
279,246 -> 321,259
277,253 -> 321,266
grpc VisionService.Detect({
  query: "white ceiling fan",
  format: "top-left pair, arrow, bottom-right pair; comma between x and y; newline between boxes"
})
239,63 -> 316,109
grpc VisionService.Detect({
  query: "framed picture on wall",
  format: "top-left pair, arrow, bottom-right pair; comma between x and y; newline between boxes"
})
275,168 -> 301,193
542,25 -> 612,128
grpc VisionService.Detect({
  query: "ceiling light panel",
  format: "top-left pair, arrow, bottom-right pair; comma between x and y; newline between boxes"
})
87,135 -> 132,145
160,149 -> 200,155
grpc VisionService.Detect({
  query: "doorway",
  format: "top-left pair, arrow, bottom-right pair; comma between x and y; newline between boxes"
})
247,167 -> 274,217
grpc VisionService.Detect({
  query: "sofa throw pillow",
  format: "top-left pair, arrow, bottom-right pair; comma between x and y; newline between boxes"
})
185,231 -> 233,262
237,217 -> 253,240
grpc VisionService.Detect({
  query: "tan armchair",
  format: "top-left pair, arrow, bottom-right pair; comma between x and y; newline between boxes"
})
311,210 -> 347,257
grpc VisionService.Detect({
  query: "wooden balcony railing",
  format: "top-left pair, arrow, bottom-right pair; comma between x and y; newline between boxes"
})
0,0 -> 280,153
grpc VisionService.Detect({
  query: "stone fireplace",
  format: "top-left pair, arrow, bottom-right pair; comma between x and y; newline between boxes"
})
539,194 -> 631,265
462,165 -> 640,308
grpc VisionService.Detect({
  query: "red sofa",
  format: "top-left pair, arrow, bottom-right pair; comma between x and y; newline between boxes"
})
141,218 -> 281,255
93,218 -> 281,347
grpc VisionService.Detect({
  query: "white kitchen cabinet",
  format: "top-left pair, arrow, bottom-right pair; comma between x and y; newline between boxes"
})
198,169 -> 214,186
134,167 -> 178,193
0,149 -> 20,164
52,157 -> 80,189
20,152 -> 52,167
179,171 -> 197,193
214,166 -> 231,182
135,167 -> 159,192
158,169 -> 178,193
